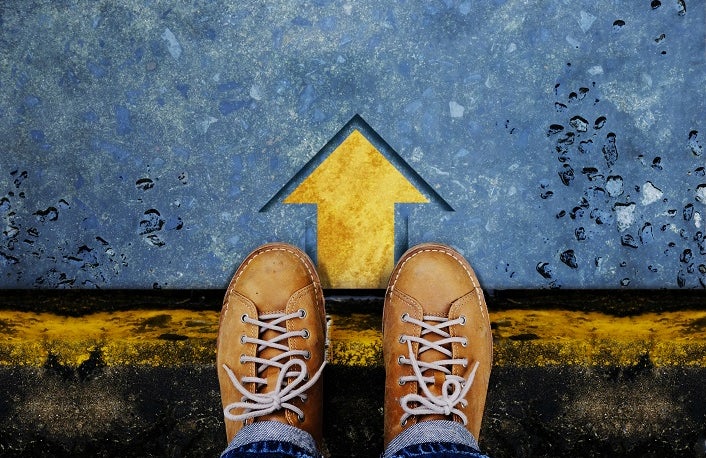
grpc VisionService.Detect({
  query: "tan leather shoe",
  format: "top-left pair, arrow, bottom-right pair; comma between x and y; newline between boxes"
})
383,243 -> 492,448
217,243 -> 326,447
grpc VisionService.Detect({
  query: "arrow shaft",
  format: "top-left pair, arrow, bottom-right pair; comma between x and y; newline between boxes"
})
316,204 -> 395,289
283,128 -> 430,289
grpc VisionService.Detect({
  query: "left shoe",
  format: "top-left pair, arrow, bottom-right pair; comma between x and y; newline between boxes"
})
217,243 -> 327,448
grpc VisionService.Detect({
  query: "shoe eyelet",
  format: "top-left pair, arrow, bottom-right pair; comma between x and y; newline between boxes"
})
401,313 -> 409,322
301,329 -> 310,339
398,378 -> 405,386
461,338 -> 468,347
397,355 -> 405,365
241,314 -> 248,323
459,315 -> 467,325
239,354 -> 246,364
304,350 -> 311,360
298,309 -> 307,318
401,418 -> 408,427
240,335 -> 247,344
297,413 -> 305,422
399,336 -> 406,344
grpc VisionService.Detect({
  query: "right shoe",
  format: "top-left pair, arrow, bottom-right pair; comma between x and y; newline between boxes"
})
217,243 -> 327,448
382,243 -> 493,448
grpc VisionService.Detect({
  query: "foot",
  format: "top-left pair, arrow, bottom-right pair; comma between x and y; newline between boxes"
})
217,243 -> 326,447
382,243 -> 492,447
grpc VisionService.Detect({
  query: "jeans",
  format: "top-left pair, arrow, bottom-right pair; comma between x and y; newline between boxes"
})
220,420 -> 490,458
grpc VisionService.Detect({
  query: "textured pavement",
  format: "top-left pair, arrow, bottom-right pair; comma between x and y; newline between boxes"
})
1,1 -> 705,290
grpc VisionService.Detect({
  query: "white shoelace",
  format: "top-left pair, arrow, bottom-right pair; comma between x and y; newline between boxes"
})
398,314 -> 479,426
222,310 -> 325,422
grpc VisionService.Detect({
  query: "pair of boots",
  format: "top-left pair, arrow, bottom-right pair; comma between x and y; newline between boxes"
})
217,242 -> 493,457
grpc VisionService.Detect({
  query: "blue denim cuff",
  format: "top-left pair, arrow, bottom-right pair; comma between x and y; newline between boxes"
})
385,441 -> 489,458
221,421 -> 319,458
383,421 -> 481,458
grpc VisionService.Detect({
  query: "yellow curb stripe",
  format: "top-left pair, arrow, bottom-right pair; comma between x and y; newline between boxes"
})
491,309 -> 706,367
1,309 -> 705,368
0,310 -> 218,367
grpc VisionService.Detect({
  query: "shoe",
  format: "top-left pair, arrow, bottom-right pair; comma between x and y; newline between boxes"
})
217,243 -> 326,447
382,243 -> 492,447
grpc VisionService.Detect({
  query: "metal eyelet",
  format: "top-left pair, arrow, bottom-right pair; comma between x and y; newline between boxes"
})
401,418 -> 408,426
304,350 -> 311,360
401,313 -> 409,322
241,314 -> 248,322
398,355 -> 405,365
297,413 -> 305,422
399,336 -> 406,344
240,335 -> 247,344
301,329 -> 310,339
459,315 -> 467,325
239,354 -> 246,364
398,378 -> 406,386
298,309 -> 307,318
461,338 -> 468,347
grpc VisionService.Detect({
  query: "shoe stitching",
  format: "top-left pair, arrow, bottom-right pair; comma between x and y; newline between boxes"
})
389,247 -> 488,325
227,244 -> 322,310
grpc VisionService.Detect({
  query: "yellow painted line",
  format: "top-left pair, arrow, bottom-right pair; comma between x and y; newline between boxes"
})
327,311 -> 383,367
0,310 -> 218,367
284,129 -> 428,289
491,309 -> 706,367
1,309 -> 705,368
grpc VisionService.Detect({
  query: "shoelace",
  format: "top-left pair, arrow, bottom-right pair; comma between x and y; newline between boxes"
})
222,310 -> 325,422
398,314 -> 479,426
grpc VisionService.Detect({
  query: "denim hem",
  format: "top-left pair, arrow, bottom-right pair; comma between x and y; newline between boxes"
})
383,421 -> 481,458
221,440 -> 317,458
221,421 -> 319,458
384,441 -> 489,458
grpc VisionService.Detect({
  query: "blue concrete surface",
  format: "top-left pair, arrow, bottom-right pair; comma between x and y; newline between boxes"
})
0,1 -> 705,289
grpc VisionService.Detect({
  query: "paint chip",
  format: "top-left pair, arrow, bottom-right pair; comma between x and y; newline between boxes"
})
696,184 -> 706,204
249,85 -> 263,101
449,101 -> 465,118
588,65 -> 604,76
578,11 -> 597,33
161,28 -> 182,59
641,181 -> 663,206
614,202 -> 636,232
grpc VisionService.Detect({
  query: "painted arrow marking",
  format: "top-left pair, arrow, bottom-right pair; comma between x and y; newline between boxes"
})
285,129 -> 427,288
262,115 -> 452,289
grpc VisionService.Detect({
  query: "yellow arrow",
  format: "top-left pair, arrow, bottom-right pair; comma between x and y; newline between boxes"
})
284,129 -> 428,289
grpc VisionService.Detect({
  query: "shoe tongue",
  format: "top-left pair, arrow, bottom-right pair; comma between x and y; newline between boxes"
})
417,312 -> 452,398
248,303 -> 287,392
257,299 -> 293,364
418,314 -> 451,380
256,312 -> 291,393
252,315 -> 296,424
